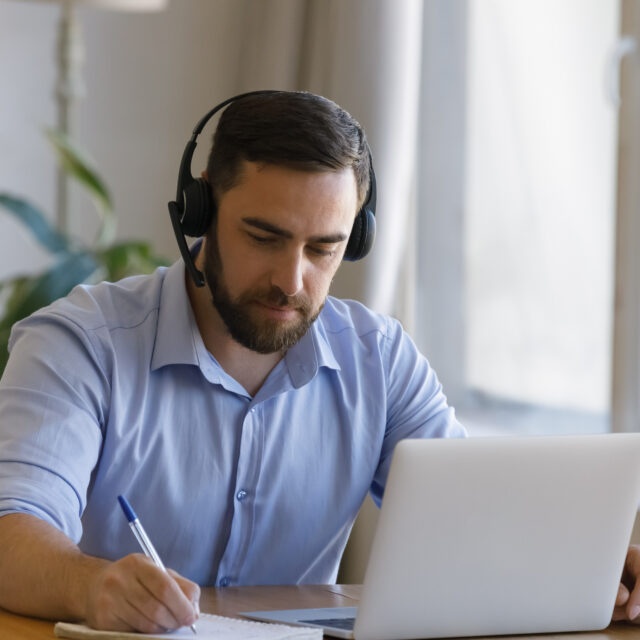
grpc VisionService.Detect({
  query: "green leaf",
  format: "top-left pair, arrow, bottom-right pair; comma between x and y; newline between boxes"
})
0,194 -> 71,254
45,129 -> 116,247
0,252 -> 98,334
45,130 -> 112,212
0,327 -> 12,378
0,252 -> 98,375
97,242 -> 169,282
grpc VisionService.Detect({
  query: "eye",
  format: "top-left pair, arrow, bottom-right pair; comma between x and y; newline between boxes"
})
247,232 -> 275,245
307,245 -> 336,258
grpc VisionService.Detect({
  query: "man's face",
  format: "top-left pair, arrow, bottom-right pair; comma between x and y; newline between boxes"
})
203,161 -> 358,354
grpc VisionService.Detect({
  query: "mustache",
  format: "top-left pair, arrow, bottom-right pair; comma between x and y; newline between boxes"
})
253,287 -> 311,311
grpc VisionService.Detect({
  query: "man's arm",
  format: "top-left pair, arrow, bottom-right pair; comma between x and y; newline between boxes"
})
0,513 -> 199,632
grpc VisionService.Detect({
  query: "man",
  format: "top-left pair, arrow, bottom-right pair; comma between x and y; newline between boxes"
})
0,91 -> 637,633
0,91 -> 463,631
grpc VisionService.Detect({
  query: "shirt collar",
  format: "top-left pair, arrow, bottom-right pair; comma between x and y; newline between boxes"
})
150,256 -> 200,371
151,252 -> 342,386
284,308 -> 341,388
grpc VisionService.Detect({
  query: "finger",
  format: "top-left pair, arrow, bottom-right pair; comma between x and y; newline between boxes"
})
624,547 -> 640,622
168,568 -> 201,613
628,605 -> 640,623
107,558 -> 183,630
624,545 -> 640,582
612,605 -> 630,622
114,597 -> 173,635
129,573 -> 184,631
138,563 -> 197,628
627,586 -> 640,623
86,574 -> 175,633
617,582 -> 630,607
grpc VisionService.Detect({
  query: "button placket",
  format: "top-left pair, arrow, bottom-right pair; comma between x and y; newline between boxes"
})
217,403 -> 262,585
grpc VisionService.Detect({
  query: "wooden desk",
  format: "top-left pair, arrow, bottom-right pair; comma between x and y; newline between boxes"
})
1,584 -> 639,640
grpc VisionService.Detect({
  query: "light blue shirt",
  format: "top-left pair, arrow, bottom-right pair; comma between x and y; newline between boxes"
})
0,257 -> 465,586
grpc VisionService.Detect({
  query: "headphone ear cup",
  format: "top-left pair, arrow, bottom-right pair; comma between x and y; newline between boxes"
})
181,178 -> 215,237
344,206 -> 376,261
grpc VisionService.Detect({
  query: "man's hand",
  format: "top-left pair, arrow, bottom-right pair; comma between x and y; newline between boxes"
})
0,513 -> 200,627
613,545 -> 640,623
85,553 -> 200,633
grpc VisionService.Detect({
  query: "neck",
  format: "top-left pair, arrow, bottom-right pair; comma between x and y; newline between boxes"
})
186,246 -> 283,396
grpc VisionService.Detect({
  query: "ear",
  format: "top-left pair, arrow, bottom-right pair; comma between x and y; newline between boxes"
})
201,170 -> 209,182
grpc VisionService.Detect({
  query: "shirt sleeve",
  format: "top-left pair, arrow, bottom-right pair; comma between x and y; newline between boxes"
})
370,316 -> 467,505
0,310 -> 108,542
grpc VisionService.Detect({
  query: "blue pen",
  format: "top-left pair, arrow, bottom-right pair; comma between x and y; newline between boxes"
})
117,495 -> 197,634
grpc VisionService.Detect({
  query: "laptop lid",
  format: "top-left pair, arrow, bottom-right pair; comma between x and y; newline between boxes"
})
244,434 -> 640,640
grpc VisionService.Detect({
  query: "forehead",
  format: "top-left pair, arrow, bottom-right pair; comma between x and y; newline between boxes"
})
217,161 -> 359,236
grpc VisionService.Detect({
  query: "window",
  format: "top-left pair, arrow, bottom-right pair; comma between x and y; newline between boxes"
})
416,0 -> 620,436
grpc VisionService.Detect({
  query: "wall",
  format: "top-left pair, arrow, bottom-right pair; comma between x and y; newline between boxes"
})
1,0 -> 249,277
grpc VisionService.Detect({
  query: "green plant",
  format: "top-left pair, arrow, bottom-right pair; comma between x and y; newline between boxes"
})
0,130 -> 168,374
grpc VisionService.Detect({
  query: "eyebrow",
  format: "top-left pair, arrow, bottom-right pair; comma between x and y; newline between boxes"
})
242,217 -> 349,244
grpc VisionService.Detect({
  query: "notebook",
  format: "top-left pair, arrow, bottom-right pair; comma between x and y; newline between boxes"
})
243,434 -> 640,640
54,612 -> 321,640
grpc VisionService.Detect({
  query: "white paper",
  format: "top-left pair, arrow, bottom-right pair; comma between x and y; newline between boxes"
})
54,613 -> 323,640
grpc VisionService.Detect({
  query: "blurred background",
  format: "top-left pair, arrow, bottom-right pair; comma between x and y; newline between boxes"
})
2,0 -> 639,579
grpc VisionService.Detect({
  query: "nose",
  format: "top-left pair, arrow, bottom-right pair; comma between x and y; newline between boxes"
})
270,249 -> 304,298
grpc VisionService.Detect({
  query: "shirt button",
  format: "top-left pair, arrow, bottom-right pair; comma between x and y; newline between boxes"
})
219,576 -> 231,587
236,490 -> 248,501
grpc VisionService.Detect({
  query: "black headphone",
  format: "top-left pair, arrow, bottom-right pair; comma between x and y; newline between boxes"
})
168,90 -> 377,287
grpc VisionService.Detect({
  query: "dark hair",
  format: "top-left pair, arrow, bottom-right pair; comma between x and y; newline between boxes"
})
206,91 -> 371,210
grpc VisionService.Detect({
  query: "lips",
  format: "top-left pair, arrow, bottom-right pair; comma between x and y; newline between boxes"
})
253,300 -> 300,319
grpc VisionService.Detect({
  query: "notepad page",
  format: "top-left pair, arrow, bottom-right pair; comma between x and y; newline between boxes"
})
54,612 -> 323,640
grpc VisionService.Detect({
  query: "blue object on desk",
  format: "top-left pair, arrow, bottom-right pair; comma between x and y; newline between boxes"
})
117,494 -> 197,634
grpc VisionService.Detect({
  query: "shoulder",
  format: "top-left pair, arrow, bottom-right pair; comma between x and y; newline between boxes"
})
7,268 -> 170,368
18,267 -> 168,335
313,296 -> 413,372
316,296 -> 434,371
317,296 -> 398,340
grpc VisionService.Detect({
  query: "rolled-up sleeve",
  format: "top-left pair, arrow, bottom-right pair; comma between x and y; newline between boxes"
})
0,311 -> 107,542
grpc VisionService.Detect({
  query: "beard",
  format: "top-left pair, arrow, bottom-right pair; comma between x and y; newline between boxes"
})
203,230 -> 324,354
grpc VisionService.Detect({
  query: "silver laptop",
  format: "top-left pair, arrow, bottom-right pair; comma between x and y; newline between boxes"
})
243,434 -> 640,640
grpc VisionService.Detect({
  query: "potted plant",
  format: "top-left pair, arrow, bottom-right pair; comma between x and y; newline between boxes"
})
0,131 -> 167,374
